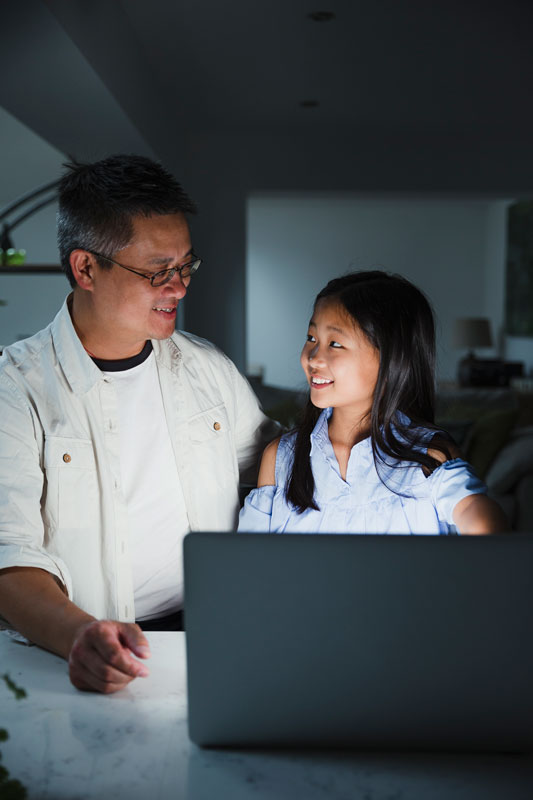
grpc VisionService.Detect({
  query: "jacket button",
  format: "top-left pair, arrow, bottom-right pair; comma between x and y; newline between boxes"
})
63,453 -> 72,463
213,421 -> 221,431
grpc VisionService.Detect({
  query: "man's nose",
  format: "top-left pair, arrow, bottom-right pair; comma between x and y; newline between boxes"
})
166,271 -> 188,296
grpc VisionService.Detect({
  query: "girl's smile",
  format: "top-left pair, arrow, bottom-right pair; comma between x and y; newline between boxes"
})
310,376 -> 333,388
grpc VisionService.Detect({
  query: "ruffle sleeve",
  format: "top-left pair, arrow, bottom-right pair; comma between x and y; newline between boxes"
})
238,485 -> 276,532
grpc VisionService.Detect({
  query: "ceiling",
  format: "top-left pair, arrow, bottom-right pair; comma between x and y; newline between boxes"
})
118,0 -> 533,137
3,0 -> 531,168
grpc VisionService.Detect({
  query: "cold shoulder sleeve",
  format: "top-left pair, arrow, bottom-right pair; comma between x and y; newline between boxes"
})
238,485 -> 276,532
429,458 -> 487,526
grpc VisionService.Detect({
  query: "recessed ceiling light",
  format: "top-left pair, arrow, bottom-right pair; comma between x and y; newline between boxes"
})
299,100 -> 319,108
308,11 -> 336,22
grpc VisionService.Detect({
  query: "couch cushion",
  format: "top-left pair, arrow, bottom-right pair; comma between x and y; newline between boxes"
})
485,426 -> 533,494
463,408 -> 518,479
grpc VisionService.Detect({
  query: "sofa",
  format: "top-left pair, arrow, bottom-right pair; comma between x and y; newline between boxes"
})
436,387 -> 533,532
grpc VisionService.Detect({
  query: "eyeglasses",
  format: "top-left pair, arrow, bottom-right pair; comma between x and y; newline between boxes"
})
84,249 -> 201,287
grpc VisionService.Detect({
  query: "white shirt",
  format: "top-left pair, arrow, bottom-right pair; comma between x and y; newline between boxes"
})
0,296 -> 278,624
102,350 -> 190,620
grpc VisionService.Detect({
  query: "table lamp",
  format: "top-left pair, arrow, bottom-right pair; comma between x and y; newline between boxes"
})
453,317 -> 494,386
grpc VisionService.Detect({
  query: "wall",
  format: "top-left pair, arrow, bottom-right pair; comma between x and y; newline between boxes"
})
0,274 -> 68,346
0,106 -> 62,263
0,106 -> 70,347
246,194 -> 509,388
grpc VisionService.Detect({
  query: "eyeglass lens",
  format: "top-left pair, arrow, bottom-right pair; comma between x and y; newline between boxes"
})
151,259 -> 200,286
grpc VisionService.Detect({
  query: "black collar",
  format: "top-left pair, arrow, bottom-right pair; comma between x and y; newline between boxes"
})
91,340 -> 153,372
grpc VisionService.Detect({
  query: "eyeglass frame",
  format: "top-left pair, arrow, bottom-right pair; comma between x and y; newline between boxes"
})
83,248 -> 201,287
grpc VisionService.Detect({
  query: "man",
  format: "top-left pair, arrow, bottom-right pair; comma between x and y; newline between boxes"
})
0,155 -> 277,693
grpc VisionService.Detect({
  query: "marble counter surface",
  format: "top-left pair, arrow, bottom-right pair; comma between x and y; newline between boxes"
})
1,632 -> 532,799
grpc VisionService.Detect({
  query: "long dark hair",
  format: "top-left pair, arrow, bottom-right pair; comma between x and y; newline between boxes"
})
286,270 -> 451,513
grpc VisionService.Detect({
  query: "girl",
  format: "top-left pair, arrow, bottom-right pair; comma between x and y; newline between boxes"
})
239,271 -> 507,535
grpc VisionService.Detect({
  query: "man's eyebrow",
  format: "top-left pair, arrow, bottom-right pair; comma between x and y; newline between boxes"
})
146,248 -> 194,267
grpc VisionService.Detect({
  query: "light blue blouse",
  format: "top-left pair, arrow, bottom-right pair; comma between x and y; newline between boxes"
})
238,408 -> 486,535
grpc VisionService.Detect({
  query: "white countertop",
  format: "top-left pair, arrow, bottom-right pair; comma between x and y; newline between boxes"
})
1,632 -> 532,800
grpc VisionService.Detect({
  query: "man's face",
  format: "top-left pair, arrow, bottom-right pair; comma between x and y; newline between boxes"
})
88,212 -> 193,356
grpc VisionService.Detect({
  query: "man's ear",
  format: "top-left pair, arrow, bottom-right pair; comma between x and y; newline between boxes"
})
70,249 -> 95,291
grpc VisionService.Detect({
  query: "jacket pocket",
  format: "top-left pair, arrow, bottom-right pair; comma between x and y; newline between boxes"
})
187,404 -> 237,485
43,436 -> 98,532
188,404 -> 231,443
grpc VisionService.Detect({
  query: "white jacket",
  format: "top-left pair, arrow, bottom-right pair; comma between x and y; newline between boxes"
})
0,297 -> 278,622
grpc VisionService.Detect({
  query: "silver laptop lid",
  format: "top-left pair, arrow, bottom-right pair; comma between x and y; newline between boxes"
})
184,533 -> 533,751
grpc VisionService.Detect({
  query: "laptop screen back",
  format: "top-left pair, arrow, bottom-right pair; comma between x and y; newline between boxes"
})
184,533 -> 533,751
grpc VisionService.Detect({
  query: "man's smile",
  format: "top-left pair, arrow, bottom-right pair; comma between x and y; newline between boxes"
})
152,305 -> 177,316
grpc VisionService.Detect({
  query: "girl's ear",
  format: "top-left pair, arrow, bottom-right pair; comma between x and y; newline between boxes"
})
70,250 -> 95,291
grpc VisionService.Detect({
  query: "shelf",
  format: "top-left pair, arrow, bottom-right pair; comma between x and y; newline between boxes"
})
0,264 -> 62,274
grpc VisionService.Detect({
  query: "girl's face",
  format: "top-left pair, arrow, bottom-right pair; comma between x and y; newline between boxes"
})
300,300 -> 380,417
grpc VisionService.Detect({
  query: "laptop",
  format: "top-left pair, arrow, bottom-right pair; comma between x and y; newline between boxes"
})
183,532 -> 533,751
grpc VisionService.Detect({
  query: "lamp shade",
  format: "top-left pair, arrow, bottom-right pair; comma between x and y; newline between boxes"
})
453,317 -> 493,349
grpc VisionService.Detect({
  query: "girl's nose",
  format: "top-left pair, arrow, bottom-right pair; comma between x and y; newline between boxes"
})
308,344 -> 323,364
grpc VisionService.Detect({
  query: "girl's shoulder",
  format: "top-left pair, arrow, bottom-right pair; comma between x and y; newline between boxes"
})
257,430 -> 297,487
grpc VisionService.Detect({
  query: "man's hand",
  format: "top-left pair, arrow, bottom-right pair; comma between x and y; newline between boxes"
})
0,568 -> 152,694
69,620 -> 151,693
